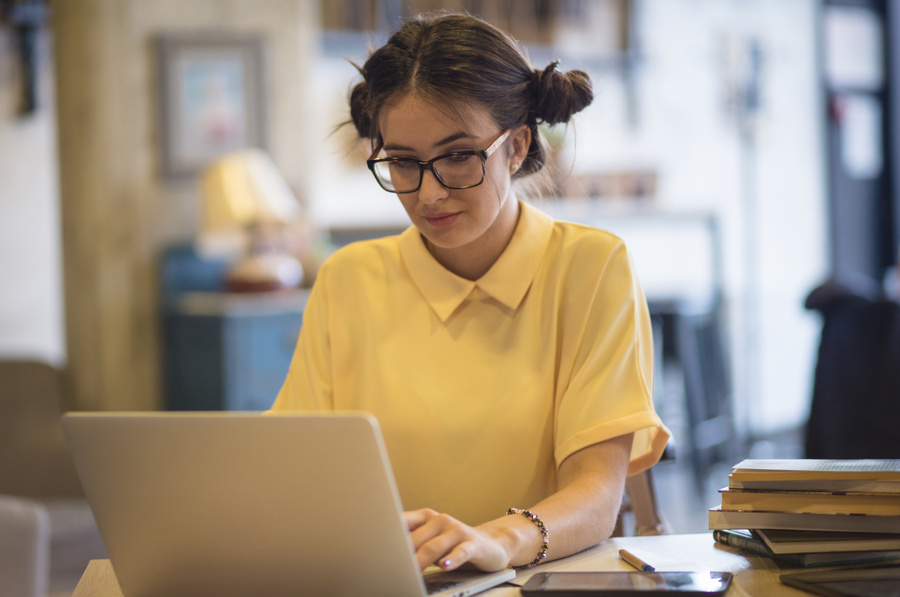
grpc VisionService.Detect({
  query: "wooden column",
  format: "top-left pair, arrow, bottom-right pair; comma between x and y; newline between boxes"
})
52,0 -> 316,410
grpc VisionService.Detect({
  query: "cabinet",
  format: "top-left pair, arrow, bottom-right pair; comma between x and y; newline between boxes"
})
163,287 -> 308,411
160,244 -> 309,410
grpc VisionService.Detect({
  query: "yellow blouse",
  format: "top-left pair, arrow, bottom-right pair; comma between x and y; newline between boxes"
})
271,200 -> 669,525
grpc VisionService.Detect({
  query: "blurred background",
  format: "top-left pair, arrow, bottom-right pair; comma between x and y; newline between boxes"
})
1,0 -> 899,593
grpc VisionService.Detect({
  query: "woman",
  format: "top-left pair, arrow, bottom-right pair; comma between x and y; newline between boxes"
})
271,12 -> 669,574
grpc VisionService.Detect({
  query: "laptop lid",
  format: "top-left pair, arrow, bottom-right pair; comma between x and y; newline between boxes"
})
61,411 -> 514,597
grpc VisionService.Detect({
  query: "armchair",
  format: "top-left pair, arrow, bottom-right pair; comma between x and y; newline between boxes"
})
0,495 -> 50,597
0,360 -> 106,596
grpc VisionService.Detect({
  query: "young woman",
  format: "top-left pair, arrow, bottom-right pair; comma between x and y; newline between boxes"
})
271,12 -> 669,574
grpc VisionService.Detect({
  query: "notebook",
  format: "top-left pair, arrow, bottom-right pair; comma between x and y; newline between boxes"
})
61,411 -> 515,597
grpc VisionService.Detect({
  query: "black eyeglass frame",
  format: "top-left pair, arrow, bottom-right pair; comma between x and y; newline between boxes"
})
366,129 -> 511,194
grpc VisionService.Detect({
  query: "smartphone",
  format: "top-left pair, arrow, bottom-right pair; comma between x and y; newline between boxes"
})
521,571 -> 733,596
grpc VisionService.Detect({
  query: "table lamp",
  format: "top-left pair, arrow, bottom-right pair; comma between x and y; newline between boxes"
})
199,148 -> 304,292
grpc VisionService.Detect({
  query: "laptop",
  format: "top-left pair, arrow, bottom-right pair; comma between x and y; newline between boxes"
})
61,411 -> 515,597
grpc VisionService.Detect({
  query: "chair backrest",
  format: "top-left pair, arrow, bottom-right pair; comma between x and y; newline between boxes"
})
0,360 -> 84,497
675,300 -> 739,491
805,279 -> 900,459
613,468 -> 669,537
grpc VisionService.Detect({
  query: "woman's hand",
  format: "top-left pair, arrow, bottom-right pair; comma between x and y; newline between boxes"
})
403,433 -> 635,572
404,508 -> 519,572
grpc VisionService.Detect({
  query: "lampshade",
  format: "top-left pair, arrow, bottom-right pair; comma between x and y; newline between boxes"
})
200,148 -> 301,237
197,148 -> 304,292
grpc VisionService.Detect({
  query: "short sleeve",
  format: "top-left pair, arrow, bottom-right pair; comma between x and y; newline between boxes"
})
554,240 -> 669,475
269,264 -> 334,412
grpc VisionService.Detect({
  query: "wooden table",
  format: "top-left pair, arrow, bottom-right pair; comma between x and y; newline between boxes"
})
73,533 -> 813,596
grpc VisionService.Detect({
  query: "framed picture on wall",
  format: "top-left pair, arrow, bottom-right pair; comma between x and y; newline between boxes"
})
156,32 -> 268,180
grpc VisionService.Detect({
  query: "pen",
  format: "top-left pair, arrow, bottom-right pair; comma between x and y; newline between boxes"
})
619,548 -> 656,572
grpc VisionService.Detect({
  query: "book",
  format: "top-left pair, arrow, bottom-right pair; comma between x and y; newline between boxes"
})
728,459 -> 900,493
731,459 -> 900,479
780,566 -> 900,596
728,477 -> 900,493
708,505 -> 900,534
718,487 -> 900,517
754,528 -> 900,555
712,529 -> 900,567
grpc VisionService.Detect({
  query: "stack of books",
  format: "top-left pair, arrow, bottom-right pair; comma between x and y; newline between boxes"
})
708,459 -> 900,567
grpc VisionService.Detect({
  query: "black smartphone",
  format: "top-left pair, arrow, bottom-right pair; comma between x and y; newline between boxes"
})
521,571 -> 734,596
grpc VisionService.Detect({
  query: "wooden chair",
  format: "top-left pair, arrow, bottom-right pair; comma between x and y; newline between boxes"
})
613,468 -> 670,537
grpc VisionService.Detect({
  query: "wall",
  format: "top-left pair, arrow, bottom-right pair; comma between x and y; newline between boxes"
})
586,0 -> 828,434
52,0 -> 317,410
0,29 -> 64,366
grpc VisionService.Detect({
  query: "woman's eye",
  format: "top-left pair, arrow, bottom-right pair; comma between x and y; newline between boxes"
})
391,160 -> 419,171
447,154 -> 474,164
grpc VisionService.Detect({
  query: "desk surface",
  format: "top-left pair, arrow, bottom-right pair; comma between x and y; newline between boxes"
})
73,533 -> 814,596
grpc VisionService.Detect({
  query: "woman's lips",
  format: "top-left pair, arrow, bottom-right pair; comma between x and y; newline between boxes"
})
423,212 -> 460,228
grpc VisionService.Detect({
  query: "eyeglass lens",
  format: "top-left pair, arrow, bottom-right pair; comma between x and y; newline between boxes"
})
372,154 -> 484,192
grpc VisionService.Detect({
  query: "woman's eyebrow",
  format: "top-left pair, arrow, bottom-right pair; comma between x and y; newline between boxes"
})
383,131 -> 472,153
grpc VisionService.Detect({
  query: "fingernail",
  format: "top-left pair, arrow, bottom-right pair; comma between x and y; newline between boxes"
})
441,559 -> 452,568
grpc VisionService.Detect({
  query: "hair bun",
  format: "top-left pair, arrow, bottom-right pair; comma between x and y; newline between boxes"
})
349,80 -> 375,138
532,62 -> 593,125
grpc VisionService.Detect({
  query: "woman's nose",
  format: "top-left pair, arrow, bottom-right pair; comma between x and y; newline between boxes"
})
417,169 -> 449,204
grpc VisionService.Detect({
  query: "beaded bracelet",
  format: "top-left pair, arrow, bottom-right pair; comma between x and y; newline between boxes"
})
507,508 -> 549,569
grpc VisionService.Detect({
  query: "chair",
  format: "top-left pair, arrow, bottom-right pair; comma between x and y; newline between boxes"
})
675,300 -> 739,491
804,277 -> 900,459
613,468 -> 670,537
0,495 -> 50,597
0,361 -> 82,497
650,294 -> 739,493
0,360 -> 107,596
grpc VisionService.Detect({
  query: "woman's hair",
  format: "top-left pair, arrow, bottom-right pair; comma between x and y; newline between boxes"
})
348,12 -> 593,176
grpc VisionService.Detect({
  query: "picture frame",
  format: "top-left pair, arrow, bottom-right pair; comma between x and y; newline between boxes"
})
156,32 -> 268,180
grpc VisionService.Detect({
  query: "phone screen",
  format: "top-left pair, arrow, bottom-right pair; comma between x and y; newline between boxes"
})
521,571 -> 733,595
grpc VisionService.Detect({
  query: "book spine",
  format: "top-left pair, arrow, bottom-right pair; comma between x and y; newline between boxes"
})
712,531 -> 810,565
712,529 -> 770,556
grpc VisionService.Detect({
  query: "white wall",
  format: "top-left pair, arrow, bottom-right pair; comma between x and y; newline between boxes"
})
0,31 -> 64,365
558,0 -> 828,435
626,0 -> 828,435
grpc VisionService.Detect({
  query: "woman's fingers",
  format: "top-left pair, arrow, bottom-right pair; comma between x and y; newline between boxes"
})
410,512 -> 468,569
403,509 -> 510,571
404,508 -> 439,532
436,539 -> 476,571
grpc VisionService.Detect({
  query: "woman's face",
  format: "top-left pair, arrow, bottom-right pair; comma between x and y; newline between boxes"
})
376,95 -> 530,273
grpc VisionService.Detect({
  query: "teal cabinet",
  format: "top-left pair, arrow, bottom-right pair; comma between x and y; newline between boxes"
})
163,292 -> 308,411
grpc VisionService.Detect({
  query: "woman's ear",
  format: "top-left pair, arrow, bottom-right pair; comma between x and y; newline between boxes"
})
507,125 -> 532,174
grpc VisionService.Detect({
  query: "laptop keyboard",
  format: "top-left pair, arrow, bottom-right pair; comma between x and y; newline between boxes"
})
424,578 -> 463,595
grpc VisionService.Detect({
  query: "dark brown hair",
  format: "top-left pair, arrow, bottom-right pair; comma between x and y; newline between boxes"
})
348,12 -> 593,176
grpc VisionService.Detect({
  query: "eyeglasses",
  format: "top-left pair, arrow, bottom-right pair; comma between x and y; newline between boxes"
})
367,130 -> 511,194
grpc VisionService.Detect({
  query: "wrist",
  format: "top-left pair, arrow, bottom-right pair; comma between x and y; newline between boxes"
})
506,508 -> 549,569
477,514 -> 535,568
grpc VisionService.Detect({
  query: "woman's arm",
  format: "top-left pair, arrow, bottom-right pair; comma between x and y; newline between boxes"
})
404,432 -> 634,571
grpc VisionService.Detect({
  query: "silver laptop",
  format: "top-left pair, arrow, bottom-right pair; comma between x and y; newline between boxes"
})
61,411 -> 515,597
